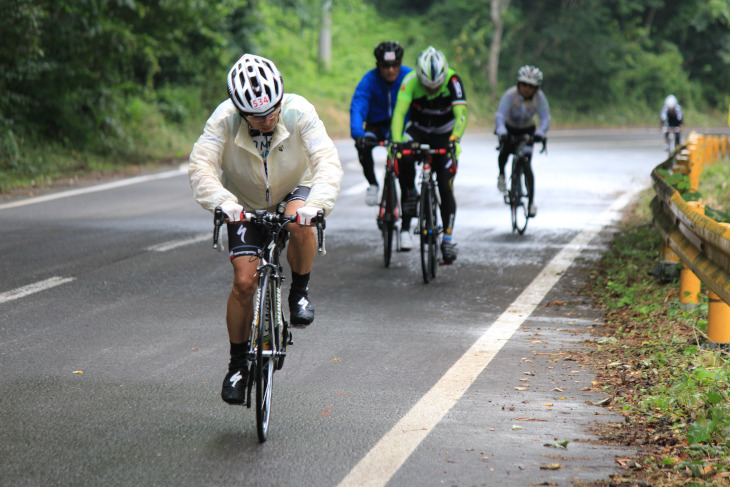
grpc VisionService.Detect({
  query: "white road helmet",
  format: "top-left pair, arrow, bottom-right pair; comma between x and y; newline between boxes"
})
227,54 -> 284,116
665,94 -> 678,109
416,46 -> 449,90
517,65 -> 543,87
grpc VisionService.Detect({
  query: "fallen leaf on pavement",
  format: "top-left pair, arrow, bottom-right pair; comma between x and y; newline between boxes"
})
544,441 -> 569,448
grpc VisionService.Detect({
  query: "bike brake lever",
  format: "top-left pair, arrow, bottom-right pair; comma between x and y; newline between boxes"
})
213,206 -> 224,250
316,210 -> 326,255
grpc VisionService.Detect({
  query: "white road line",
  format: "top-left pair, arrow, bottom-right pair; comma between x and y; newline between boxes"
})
0,277 -> 76,305
0,166 -> 187,211
146,233 -> 210,252
337,190 -> 635,487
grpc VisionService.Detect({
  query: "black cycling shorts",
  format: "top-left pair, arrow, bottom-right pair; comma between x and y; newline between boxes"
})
227,186 -> 310,260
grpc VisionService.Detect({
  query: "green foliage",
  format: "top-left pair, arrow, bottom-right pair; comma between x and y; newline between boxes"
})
3,0 -> 730,193
698,157 -> 730,220
0,0 -> 243,153
657,168 -> 702,201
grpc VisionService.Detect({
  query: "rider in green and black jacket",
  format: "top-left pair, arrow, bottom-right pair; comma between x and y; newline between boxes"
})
391,46 -> 467,263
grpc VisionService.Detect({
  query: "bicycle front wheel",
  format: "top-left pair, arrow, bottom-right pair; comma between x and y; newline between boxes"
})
510,163 -> 529,235
419,183 -> 438,283
381,174 -> 396,267
254,270 -> 276,442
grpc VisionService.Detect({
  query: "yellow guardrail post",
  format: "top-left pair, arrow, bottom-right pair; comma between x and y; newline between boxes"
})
679,200 -> 705,305
708,290 -> 730,343
709,220 -> 730,343
680,265 -> 701,305
687,138 -> 703,191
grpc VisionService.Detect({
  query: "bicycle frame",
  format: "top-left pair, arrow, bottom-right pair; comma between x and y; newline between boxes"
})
500,134 -> 545,234
399,142 -> 451,283
362,139 -> 402,267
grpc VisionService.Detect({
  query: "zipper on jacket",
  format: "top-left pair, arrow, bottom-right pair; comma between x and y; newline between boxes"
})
261,160 -> 271,206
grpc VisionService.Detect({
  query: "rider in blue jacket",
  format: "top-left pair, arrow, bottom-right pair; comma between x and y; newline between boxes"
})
350,41 -> 412,205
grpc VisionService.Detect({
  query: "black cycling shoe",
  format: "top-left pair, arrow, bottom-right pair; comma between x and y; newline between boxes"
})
289,287 -> 315,326
221,366 -> 248,405
441,240 -> 458,264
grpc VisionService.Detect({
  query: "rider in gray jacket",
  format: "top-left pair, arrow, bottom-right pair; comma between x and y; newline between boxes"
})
494,65 -> 550,217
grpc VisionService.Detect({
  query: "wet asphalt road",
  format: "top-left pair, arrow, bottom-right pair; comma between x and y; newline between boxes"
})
1,129 -> 668,486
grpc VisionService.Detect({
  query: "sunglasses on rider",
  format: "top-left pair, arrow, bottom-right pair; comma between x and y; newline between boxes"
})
241,104 -> 281,122
379,61 -> 401,70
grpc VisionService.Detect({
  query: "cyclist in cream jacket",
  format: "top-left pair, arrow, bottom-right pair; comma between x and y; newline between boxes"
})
189,54 -> 342,405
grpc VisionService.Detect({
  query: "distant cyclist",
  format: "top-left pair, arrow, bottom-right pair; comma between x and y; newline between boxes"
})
188,54 -> 342,405
350,41 -> 413,206
494,65 -> 551,218
390,46 -> 467,263
660,94 -> 683,149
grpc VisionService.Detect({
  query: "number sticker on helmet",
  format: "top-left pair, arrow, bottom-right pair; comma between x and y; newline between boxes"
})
252,96 -> 270,108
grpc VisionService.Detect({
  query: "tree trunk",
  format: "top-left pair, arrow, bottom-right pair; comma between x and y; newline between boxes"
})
488,0 -> 511,101
318,0 -> 332,73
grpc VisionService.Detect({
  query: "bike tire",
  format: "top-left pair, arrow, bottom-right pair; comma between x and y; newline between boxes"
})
255,270 -> 275,442
419,183 -> 437,283
382,174 -> 395,267
510,161 -> 529,235
428,183 -> 439,278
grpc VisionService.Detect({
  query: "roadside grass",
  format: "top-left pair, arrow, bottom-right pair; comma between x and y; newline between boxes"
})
0,102 -> 203,195
576,188 -> 730,486
698,156 -> 730,218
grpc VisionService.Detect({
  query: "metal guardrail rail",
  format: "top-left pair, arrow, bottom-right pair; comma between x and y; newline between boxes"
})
650,133 -> 730,304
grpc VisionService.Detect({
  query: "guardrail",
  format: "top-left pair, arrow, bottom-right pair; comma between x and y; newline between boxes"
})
650,132 -> 730,343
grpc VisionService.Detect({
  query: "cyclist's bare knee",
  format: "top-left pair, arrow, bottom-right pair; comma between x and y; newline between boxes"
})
231,257 -> 258,301
288,223 -> 315,242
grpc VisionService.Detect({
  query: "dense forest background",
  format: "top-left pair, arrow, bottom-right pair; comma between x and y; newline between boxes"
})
2,0 -> 729,190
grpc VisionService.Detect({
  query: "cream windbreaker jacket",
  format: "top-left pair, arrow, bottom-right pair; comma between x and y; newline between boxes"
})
189,94 -> 343,215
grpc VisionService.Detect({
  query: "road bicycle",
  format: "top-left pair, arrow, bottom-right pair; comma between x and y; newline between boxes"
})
662,126 -> 681,153
499,134 -> 546,235
368,139 -> 401,267
212,203 -> 325,442
357,138 -> 402,267
398,142 -> 454,283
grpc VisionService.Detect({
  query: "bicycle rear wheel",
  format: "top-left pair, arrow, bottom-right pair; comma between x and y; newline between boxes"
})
381,174 -> 396,267
509,163 -> 529,235
254,270 -> 276,442
419,183 -> 438,283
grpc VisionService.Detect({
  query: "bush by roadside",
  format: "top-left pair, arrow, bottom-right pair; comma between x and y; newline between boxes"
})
573,191 -> 730,486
